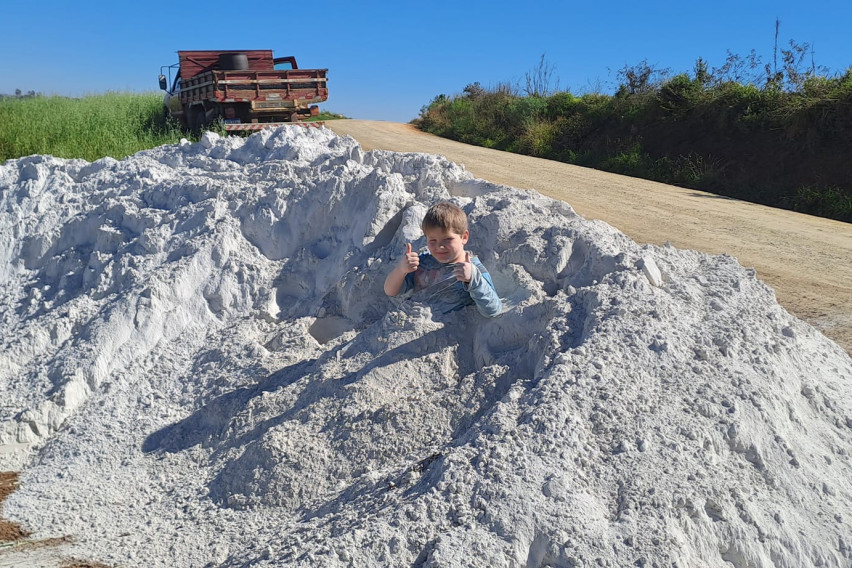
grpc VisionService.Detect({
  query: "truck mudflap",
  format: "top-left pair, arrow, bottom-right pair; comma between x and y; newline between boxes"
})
223,122 -> 325,131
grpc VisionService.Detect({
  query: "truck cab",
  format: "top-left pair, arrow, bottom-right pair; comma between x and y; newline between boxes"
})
158,70 -> 184,123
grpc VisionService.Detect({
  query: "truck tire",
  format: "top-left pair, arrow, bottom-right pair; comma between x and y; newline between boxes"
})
190,106 -> 206,133
219,53 -> 249,70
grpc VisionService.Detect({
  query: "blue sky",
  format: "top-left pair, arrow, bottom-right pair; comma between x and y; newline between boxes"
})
2,0 -> 850,123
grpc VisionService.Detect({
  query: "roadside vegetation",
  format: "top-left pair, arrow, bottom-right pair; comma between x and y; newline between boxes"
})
310,110 -> 348,121
416,32 -> 852,223
0,92 -> 346,163
0,92 -> 185,163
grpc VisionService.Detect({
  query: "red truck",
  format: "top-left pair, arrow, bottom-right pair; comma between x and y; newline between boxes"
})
158,50 -> 329,131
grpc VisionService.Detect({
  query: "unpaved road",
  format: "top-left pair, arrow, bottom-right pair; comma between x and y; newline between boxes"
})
327,120 -> 852,355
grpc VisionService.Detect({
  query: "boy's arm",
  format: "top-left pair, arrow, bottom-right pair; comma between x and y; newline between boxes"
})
384,265 -> 410,296
384,243 -> 419,296
465,258 -> 503,317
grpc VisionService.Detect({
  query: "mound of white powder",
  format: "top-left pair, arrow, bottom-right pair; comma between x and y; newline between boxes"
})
1,126 -> 850,567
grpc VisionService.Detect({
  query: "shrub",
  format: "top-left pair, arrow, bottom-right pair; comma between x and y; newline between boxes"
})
505,96 -> 548,126
545,92 -> 577,117
600,144 -> 653,177
792,186 -> 852,222
658,74 -> 703,113
514,119 -> 559,157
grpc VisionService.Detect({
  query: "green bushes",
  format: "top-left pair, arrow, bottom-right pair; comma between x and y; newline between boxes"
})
545,92 -> 579,119
415,63 -> 852,223
657,74 -> 702,114
515,118 -> 559,157
792,186 -> 852,220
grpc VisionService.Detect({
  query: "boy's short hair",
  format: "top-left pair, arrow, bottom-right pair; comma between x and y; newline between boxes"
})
421,202 -> 468,235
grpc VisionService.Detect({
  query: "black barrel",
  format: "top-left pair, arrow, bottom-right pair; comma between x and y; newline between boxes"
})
219,52 -> 249,70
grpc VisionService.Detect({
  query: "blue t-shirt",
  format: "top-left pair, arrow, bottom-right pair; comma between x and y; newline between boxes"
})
401,253 -> 502,317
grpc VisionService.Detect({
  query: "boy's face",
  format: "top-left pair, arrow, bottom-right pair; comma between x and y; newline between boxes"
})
424,227 -> 469,264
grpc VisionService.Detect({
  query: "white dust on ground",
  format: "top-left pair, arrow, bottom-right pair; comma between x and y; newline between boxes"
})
0,127 -> 851,568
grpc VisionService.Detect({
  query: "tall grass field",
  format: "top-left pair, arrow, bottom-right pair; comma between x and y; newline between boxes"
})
0,92 -> 186,163
0,93 -> 346,163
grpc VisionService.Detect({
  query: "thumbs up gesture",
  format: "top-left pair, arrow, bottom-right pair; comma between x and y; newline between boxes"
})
454,251 -> 474,283
399,242 -> 420,273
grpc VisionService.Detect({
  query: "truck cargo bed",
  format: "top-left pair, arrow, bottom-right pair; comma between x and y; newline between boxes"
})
180,69 -> 328,106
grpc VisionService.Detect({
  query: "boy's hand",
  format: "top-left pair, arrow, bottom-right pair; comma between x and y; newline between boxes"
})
399,243 -> 419,273
454,251 -> 473,283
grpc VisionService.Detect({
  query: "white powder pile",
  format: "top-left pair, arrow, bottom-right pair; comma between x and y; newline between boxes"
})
0,126 -> 850,567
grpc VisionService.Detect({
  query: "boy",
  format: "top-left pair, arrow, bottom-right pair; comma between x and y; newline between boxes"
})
384,202 -> 502,317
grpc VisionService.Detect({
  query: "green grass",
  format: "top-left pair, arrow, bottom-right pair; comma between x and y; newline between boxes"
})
0,93 -> 349,163
308,110 -> 347,121
0,92 -> 187,162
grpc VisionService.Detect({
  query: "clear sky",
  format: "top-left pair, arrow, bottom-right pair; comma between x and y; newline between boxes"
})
2,0 -> 850,123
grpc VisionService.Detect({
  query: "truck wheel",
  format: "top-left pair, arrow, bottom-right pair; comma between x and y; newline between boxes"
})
190,107 -> 206,133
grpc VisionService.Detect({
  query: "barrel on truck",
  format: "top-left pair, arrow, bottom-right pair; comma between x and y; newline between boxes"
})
158,50 -> 329,131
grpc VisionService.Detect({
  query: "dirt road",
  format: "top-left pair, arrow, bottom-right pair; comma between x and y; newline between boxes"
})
327,120 -> 852,355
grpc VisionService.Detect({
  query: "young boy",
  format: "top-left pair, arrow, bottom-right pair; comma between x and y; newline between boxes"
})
384,202 -> 502,317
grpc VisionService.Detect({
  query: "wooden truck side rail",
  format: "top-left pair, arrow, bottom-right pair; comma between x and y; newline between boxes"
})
179,68 -> 329,106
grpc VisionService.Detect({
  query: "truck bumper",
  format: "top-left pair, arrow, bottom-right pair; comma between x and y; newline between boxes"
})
250,98 -> 325,111
223,122 -> 325,131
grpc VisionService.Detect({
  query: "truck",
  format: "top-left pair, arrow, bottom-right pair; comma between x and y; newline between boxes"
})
158,50 -> 329,132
